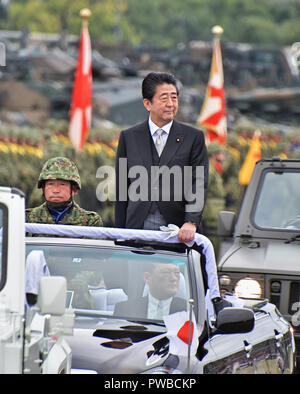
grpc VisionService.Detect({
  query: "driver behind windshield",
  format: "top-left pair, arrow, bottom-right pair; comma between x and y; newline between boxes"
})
114,263 -> 187,320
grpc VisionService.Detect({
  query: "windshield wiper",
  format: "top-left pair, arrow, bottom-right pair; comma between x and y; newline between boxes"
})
74,310 -> 166,327
127,319 -> 166,327
73,307 -> 167,328
284,235 -> 300,244
74,309 -> 112,317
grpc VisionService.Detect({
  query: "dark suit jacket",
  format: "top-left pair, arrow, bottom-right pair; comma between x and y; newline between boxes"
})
114,296 -> 187,319
115,119 -> 208,230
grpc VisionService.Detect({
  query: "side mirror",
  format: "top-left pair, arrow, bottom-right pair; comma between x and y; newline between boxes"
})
216,307 -> 254,334
218,211 -> 236,237
38,276 -> 67,315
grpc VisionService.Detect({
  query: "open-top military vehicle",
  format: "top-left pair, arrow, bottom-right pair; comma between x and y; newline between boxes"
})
24,222 -> 295,374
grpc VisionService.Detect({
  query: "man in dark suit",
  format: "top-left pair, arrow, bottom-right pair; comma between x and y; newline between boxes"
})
115,72 -> 208,243
114,263 -> 186,320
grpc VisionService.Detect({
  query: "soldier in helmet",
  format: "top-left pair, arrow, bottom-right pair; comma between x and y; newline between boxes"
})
223,133 -> 243,213
202,142 -> 226,258
26,157 -> 103,227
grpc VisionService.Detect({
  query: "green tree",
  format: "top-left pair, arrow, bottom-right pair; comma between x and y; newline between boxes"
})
3,0 -> 300,47
6,0 -> 130,44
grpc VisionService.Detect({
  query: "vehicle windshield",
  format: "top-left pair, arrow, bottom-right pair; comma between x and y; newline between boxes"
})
25,244 -> 190,322
253,170 -> 300,230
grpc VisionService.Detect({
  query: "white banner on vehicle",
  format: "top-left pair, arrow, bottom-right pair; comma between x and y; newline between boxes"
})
25,223 -> 220,299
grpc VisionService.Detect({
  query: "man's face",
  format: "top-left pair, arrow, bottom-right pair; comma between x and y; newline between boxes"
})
143,83 -> 178,127
44,179 -> 74,203
215,151 -> 225,163
144,263 -> 180,300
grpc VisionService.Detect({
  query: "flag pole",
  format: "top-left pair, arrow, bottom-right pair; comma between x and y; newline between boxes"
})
187,298 -> 194,373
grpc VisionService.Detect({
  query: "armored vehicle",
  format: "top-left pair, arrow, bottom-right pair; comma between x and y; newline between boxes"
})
218,158 -> 300,367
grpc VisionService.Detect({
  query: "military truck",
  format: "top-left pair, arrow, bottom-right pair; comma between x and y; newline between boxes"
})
0,186 -> 73,374
217,158 -> 300,366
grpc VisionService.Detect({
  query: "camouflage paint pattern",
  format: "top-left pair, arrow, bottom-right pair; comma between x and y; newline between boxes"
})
38,157 -> 81,189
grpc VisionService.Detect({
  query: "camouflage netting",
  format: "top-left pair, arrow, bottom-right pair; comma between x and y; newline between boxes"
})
0,119 -> 121,226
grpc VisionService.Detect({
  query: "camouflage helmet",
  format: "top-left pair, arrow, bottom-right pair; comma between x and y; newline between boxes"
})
226,133 -> 239,146
207,142 -> 225,156
38,157 -> 81,189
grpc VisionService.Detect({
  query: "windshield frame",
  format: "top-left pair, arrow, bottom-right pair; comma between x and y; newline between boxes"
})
250,167 -> 300,233
25,241 -> 193,325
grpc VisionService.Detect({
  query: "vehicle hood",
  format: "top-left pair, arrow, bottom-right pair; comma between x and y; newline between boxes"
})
219,239 -> 300,275
66,319 -> 170,374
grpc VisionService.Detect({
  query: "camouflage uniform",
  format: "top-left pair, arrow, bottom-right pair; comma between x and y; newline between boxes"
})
26,201 -> 102,227
203,164 -> 226,233
202,143 -> 226,257
26,157 -> 103,234
223,134 -> 243,213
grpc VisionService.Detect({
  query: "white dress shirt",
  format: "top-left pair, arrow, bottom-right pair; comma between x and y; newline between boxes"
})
148,117 -> 173,148
147,293 -> 173,319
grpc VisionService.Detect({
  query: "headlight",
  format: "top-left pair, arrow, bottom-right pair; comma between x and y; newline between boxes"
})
234,277 -> 262,299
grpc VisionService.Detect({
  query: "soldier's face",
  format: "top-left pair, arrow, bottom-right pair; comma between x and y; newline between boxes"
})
143,83 -> 178,127
44,179 -> 76,203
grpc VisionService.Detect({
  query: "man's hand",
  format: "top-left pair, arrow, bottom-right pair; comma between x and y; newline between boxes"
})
178,221 -> 196,243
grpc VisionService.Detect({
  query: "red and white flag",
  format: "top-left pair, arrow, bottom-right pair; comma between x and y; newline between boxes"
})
68,20 -> 92,151
164,311 -> 199,356
197,31 -> 227,145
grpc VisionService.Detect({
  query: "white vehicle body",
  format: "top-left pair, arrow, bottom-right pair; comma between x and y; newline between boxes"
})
0,187 -> 73,374
25,230 -> 295,374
